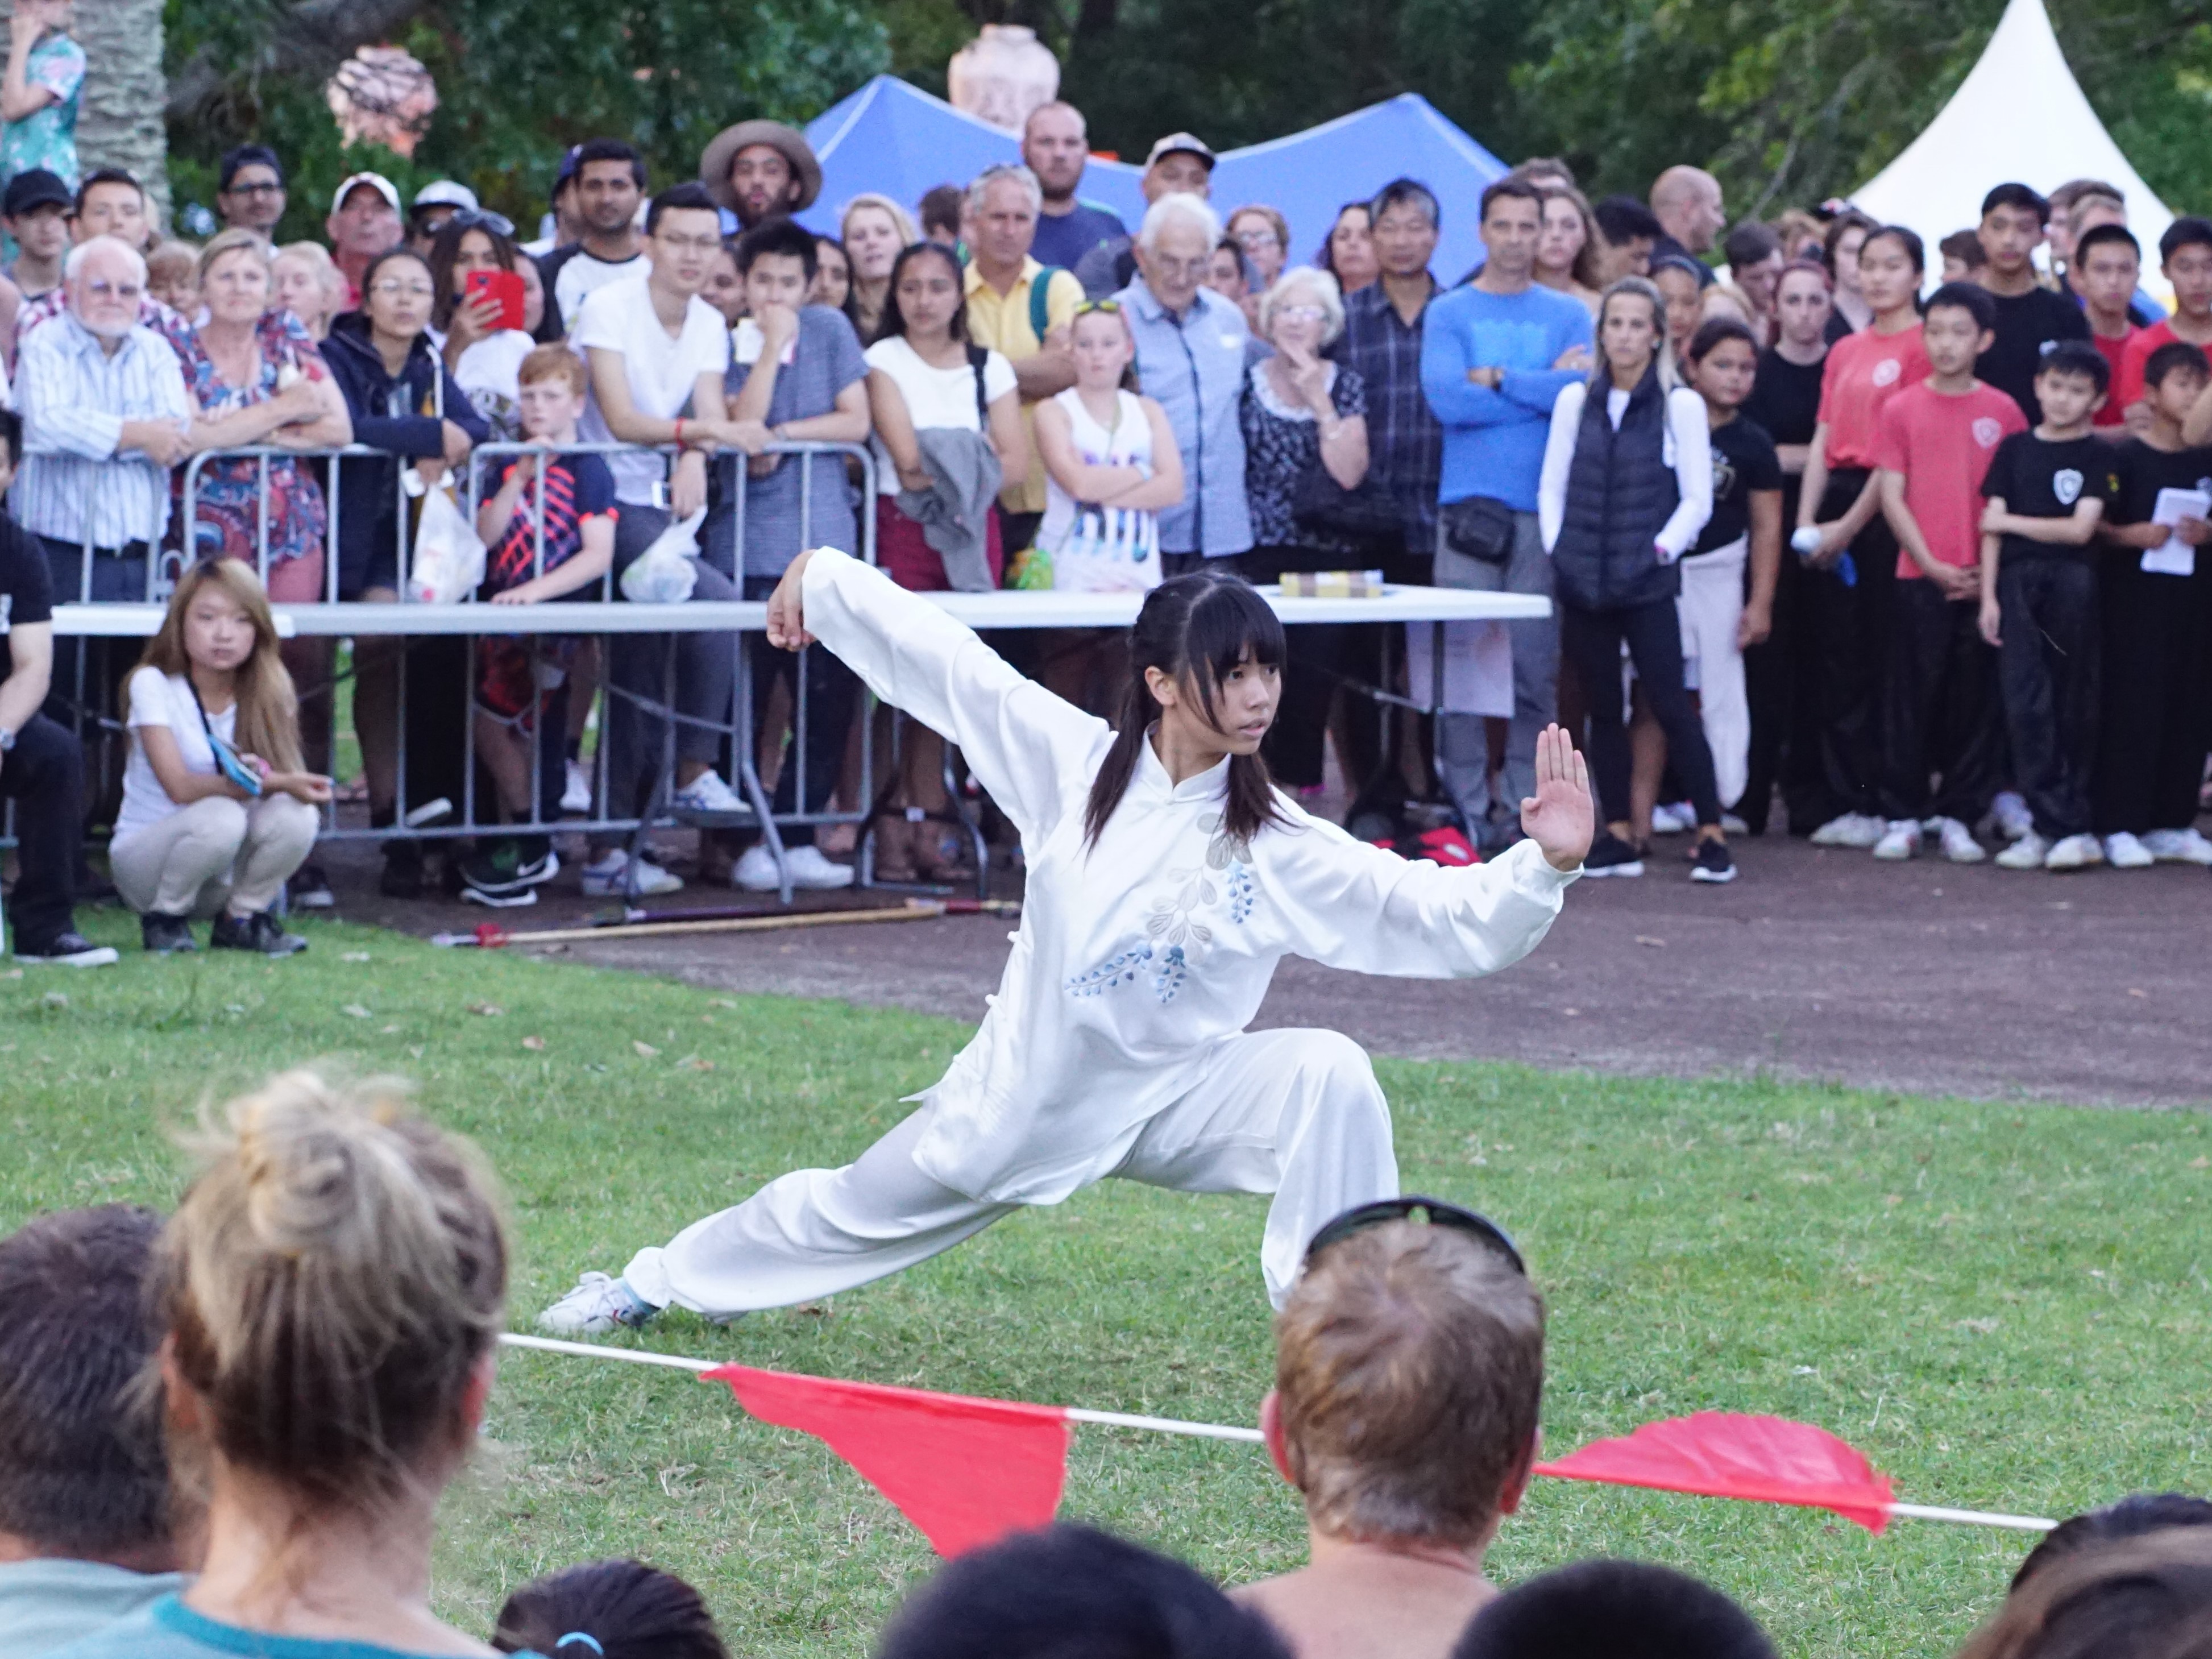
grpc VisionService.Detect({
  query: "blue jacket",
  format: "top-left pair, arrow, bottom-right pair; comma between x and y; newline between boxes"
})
1421,283 -> 1591,513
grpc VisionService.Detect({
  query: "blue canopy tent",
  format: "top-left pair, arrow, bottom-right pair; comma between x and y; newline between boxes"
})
800,77 -> 1509,286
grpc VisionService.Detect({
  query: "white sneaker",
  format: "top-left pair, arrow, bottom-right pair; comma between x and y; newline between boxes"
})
1995,831 -> 2049,870
1650,801 -> 1695,835
1935,818 -> 1985,864
1871,819 -> 1921,861
1811,812 -> 1885,849
1992,791 -> 2034,841
2142,827 -> 2212,865
2044,832 -> 2104,871
580,849 -> 683,896
736,842 -> 857,891
537,1271 -> 656,1335
2103,831 -> 2155,870
673,770 -> 746,814
561,758 -> 592,815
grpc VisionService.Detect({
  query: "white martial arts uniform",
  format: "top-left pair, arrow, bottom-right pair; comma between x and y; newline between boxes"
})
623,548 -> 1579,1313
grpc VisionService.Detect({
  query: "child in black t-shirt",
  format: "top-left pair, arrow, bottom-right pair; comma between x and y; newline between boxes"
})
2091,339 -> 2212,866
1979,341 -> 2122,869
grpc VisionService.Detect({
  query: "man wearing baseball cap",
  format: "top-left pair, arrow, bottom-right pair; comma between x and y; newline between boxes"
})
698,120 -> 820,235
325,171 -> 401,309
2,168 -> 70,300
1073,131 -> 1215,298
406,179 -> 479,254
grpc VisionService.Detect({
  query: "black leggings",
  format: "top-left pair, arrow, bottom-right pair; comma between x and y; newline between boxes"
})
1561,595 -> 1722,830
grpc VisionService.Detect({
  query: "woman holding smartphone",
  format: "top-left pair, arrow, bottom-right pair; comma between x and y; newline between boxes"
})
430,210 -> 534,438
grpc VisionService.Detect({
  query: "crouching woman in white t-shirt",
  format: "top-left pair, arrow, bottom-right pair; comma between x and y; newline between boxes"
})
112,561 -> 331,957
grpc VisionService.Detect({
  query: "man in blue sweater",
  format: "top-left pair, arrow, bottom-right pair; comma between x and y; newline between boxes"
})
1421,178 -> 1593,844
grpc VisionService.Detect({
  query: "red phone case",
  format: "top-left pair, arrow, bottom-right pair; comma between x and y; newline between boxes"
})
466,269 -> 527,332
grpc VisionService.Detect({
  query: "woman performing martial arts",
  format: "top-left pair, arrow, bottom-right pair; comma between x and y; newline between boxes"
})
541,546 -> 1593,1332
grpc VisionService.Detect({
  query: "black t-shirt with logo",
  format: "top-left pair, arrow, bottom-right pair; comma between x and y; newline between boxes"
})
1692,414 -> 1783,555
1981,430 -> 2121,563
1976,286 -> 2093,425
0,513 -> 53,683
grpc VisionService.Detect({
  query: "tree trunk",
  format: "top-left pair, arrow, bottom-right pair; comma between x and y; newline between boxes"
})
63,0 -> 171,226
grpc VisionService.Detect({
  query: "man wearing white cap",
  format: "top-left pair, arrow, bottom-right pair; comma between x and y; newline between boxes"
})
1073,131 -> 1214,299
324,171 -> 401,309
406,179 -> 479,255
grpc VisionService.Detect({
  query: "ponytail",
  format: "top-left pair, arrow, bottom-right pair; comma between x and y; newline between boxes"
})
1082,572 -> 1290,851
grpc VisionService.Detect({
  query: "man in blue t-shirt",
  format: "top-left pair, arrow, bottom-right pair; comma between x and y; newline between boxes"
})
1420,177 -> 1593,844
1024,101 -> 1127,277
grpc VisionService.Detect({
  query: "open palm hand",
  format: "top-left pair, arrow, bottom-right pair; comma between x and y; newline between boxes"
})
1520,723 -> 1595,872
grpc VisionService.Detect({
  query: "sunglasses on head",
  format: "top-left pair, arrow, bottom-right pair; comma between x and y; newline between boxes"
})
1302,1195 -> 1526,1275
1073,298 -> 1122,318
446,207 -> 517,240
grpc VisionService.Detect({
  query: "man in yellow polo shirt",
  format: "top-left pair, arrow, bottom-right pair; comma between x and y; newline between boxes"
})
962,162 -> 1083,555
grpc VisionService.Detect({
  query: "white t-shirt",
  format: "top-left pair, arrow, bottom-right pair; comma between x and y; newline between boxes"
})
554,248 -> 648,333
118,667 -> 234,840
572,271 -> 732,504
863,335 -> 1016,497
454,329 -> 536,440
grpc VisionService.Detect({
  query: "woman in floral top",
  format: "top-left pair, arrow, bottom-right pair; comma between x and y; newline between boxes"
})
0,0 -> 82,190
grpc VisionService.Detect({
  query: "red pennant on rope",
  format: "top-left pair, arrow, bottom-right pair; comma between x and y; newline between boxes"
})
1533,1411 -> 1896,1533
703,1363 -> 1072,1556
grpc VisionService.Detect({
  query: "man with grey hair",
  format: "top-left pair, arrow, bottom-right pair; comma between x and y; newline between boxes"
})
1024,101 -> 1126,273
1117,192 -> 1251,570
963,161 -> 1084,552
1076,131 -> 1217,298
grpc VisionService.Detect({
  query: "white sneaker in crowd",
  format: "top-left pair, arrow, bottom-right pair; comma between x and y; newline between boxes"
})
1991,791 -> 2034,841
1810,812 -> 1885,849
561,759 -> 592,815
673,770 -> 746,814
580,849 -> 683,896
1935,818 -> 1985,864
1720,811 -> 1751,835
2044,833 -> 2105,871
1650,801 -> 1695,835
757,843 -> 857,891
2102,832 -> 2155,869
2142,827 -> 2212,865
1871,819 -> 1921,861
537,1271 -> 657,1335
1995,831 -> 2049,870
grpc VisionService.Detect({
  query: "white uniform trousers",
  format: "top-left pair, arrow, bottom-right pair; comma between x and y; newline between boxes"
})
1677,536 -> 1751,810
623,1026 -> 1398,1315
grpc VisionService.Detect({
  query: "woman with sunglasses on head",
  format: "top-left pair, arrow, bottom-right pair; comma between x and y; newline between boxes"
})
540,551 -> 1591,1335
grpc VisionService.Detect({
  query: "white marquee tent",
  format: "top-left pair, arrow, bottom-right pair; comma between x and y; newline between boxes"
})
1850,0 -> 2173,267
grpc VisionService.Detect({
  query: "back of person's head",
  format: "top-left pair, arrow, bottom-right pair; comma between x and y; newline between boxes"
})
736,214 -> 820,280
1593,194 -> 1663,247
2014,1495 -> 2212,1590
877,1524 -> 1292,1659
2039,338 -> 2110,397
1982,182 -> 2052,225
1451,1558 -> 1777,1659
2144,340 -> 2211,395
152,1069 -> 507,1519
2159,216 -> 2212,266
918,184 -> 964,240
1960,1527 -> 2212,1659
0,1206 -> 170,1560
1925,279 -> 1998,335
493,1558 -> 729,1659
646,182 -> 718,235
1274,1217 -> 1542,1550
1722,219 -> 1781,269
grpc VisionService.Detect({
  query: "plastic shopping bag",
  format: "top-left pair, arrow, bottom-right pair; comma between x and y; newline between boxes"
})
407,484 -> 488,604
617,509 -> 707,604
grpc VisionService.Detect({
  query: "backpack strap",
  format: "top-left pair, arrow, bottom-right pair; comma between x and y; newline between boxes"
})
1028,266 -> 1065,342
966,343 -> 991,426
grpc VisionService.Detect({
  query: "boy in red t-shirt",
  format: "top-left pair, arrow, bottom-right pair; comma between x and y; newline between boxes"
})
2073,223 -> 2140,432
2115,216 -> 2212,417
1871,283 -> 2026,862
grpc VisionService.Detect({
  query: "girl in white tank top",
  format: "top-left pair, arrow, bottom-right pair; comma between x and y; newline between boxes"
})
1032,305 -> 1185,592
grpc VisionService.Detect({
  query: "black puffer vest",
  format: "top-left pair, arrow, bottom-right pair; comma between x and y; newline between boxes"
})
1551,364 -> 1681,611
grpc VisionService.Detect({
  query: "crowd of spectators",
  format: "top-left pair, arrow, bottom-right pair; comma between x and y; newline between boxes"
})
3,1075 -> 2207,1659
6,81 -> 2212,962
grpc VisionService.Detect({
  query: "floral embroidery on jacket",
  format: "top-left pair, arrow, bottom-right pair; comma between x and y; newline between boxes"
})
1065,812 -> 1256,1005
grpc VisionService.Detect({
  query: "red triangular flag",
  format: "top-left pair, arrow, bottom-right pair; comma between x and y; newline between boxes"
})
703,1363 -> 1071,1556
1533,1412 -> 1896,1533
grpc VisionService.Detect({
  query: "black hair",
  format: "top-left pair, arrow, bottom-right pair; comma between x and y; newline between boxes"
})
426,212 -> 521,331
2074,222 -> 2140,264
2144,339 -> 2211,392
358,244 -> 434,334
1478,178 -> 1542,223
919,183 -> 964,239
1819,208 -> 1878,275
1722,219 -> 1781,268
1371,177 -> 1440,230
1686,316 -> 1757,363
0,1206 -> 171,1558
735,215 -> 819,281
73,167 -> 143,217
2014,1495 -> 2212,1591
1451,1558 -> 1777,1659
1083,571 -> 1289,851
1862,224 -> 1927,275
645,181 -> 720,236
874,240 -> 969,346
877,1524 -> 1293,1659
1939,229 -> 1989,269
1924,279 -> 1998,334
1593,194 -> 1663,246
1982,181 -> 2051,225
1649,252 -> 1706,287
2159,215 -> 2212,264
218,144 -> 284,192
0,407 -> 23,468
575,136 -> 648,190
493,1558 -> 728,1659
2039,337 -> 2110,396
1316,200 -> 1369,272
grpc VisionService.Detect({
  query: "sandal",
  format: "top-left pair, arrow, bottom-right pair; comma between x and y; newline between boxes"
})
913,814 -> 979,884
870,814 -> 918,883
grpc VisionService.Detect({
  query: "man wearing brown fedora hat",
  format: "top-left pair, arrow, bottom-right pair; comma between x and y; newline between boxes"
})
700,120 -> 822,233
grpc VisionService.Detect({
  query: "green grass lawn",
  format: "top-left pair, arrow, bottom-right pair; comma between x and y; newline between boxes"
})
6,913 -> 2209,1657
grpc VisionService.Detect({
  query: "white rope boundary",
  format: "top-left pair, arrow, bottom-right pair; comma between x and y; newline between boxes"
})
496,1334 -> 2056,1530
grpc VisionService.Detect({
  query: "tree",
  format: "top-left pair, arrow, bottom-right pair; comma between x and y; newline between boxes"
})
77,0 -> 171,221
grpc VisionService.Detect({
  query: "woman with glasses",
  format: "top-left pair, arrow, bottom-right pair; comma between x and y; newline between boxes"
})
1239,266 -> 1371,793
427,210 -> 533,439
1227,205 -> 1290,292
